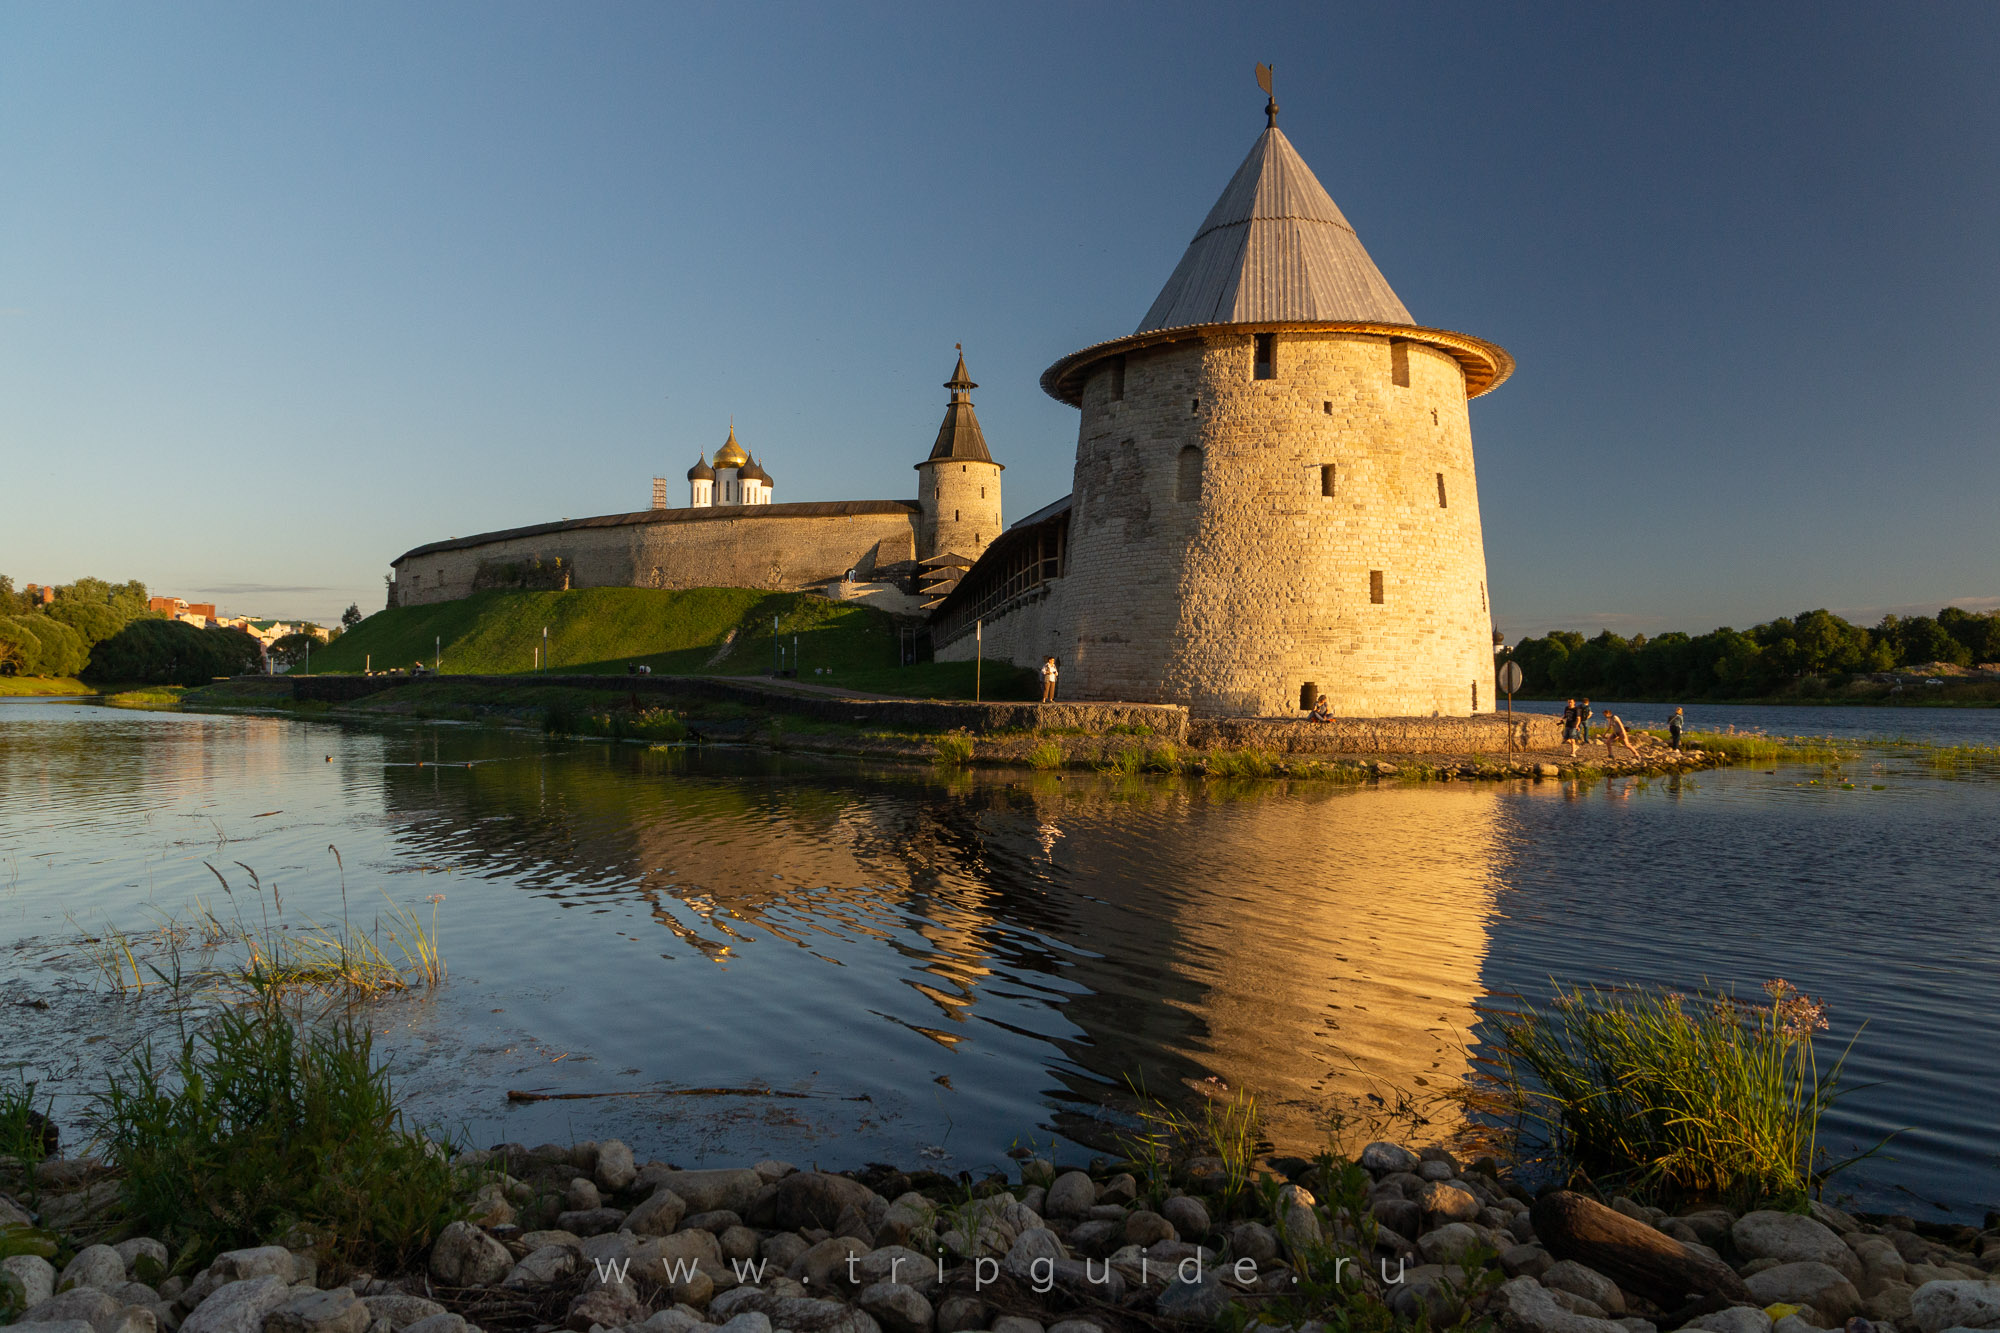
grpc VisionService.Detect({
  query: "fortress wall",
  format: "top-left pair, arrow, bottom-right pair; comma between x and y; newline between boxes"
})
392,511 -> 919,607
934,582 -> 1070,670
1053,330 -> 1495,717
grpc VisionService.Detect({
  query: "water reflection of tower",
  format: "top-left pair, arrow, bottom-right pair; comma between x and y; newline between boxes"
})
999,780 -> 1504,1152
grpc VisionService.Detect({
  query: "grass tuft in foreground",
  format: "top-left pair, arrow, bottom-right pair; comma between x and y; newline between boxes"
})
96,1001 -> 465,1274
1487,979 -> 1861,1211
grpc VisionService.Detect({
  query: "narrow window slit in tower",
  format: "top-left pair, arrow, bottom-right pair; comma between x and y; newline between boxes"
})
955,510 -> 960,522
1191,396 -> 1200,413
1253,333 -> 1275,380
1108,355 -> 1126,402
1323,401 -> 1332,415
1391,340 -> 1410,387
1370,570 -> 1385,604
1472,683 -> 1479,712
1176,446 -> 1203,502
1320,464 -> 1337,498
1437,473 -> 1448,507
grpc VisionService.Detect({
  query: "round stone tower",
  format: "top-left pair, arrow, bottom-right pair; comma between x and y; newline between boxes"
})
1040,105 -> 1513,717
916,350 -> 1003,561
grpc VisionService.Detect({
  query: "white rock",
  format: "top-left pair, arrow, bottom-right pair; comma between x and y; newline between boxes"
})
593,1140 -> 636,1194
1359,1142 -> 1419,1173
1418,1224 -> 1485,1267
1683,1309 -> 1772,1333
428,1222 -> 511,1287
1543,1261 -> 1627,1317
634,1310 -> 707,1333
61,1248 -> 130,1293
1043,1173 -> 1095,1218
113,1243 -> 171,1284
1492,1276 -> 1626,1333
210,1253 -> 294,1288
1276,1184 -> 1320,1249
1744,1263 -> 1863,1324
855,1283 -> 931,1333
1733,1214 -> 1861,1283
1910,1280 -> 2000,1333
358,1296 -> 447,1331
6,1254 -> 59,1309
181,1277 -> 296,1333
19,1286 -> 124,1333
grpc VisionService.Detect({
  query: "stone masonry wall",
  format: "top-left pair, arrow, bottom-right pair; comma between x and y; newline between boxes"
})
1050,330 -> 1496,717
918,459 -> 1005,561
392,510 -> 919,607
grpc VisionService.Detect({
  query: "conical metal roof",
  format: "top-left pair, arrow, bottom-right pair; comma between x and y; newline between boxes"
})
921,350 -> 999,467
1137,126 -> 1412,332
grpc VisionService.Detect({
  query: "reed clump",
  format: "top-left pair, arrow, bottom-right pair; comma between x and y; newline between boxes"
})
1026,740 -> 1066,770
96,1001 -> 465,1273
1205,747 -> 1277,779
931,730 -> 975,766
1488,980 -> 1860,1211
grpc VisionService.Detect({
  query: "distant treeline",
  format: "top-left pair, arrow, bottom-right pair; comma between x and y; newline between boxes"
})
1507,606 -> 2000,700
0,575 -> 263,683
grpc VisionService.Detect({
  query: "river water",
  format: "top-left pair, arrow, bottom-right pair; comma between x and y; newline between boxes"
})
2,698 -> 1996,1220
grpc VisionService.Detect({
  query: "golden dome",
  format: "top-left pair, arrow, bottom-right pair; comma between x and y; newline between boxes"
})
712,423 -> 749,469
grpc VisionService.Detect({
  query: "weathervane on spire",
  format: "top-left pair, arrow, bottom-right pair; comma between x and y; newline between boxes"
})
1256,62 -> 1277,128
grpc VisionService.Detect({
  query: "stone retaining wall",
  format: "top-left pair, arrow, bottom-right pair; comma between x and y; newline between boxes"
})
282,673 -> 1190,741
1192,711 -> 1562,755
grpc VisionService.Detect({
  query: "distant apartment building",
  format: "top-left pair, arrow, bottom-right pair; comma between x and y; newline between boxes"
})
21,584 -> 55,605
148,596 -> 218,626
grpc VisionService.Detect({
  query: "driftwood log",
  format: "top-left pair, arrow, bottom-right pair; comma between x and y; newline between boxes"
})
1531,1190 -> 1753,1309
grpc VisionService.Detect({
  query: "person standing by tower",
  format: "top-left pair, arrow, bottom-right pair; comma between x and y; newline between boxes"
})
1040,656 -> 1059,703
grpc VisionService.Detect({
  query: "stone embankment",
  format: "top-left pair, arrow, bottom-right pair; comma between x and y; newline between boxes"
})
8,1141 -> 1998,1333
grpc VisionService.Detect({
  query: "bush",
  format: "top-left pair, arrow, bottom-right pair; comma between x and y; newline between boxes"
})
85,619 -> 263,684
1491,980 -> 1858,1210
0,615 -> 88,676
96,1004 -> 465,1273
1027,740 -> 1066,770
932,731 -> 975,766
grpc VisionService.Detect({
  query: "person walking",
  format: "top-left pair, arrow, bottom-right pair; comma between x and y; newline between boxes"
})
1039,656 -> 1059,703
1668,707 -> 1686,751
1577,698 -> 1594,744
1603,711 -> 1641,760
1560,698 -> 1580,755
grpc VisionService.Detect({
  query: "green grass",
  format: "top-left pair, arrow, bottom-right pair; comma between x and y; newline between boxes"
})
106,685 -> 188,710
830,658 -> 1039,701
312,587 -> 903,678
932,731 -> 975,766
0,675 -> 94,696
1488,980 -> 1859,1211
1662,730 -> 1857,764
96,1002 -> 465,1273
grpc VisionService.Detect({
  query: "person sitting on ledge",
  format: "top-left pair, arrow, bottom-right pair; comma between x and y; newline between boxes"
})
1307,695 -> 1333,723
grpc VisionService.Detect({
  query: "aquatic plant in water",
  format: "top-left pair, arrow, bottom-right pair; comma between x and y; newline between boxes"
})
1488,979 -> 1864,1210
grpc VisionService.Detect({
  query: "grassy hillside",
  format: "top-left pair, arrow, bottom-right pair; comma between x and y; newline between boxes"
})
315,588 -> 909,678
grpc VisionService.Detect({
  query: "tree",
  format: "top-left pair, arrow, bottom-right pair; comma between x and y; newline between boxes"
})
85,620 -> 264,685
341,603 -> 363,628
1938,606 -> 2000,664
268,633 -> 320,671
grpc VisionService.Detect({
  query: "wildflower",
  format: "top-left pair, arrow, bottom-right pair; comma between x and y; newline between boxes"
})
426,893 -> 445,905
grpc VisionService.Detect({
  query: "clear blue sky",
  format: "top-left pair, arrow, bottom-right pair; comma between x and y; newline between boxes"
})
3,2 -> 1995,635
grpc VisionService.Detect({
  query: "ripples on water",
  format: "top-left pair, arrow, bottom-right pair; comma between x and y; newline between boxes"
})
1,698 -> 1995,1219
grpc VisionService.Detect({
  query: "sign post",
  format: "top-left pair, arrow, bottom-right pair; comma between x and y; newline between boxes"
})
975,619 -> 982,703
1497,660 -> 1524,756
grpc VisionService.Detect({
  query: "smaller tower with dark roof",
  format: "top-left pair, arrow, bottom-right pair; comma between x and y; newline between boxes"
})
686,454 -> 715,507
915,348 -> 1003,563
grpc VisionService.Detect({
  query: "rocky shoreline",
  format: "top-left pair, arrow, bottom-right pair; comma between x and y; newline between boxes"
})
8,1140 -> 1998,1333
